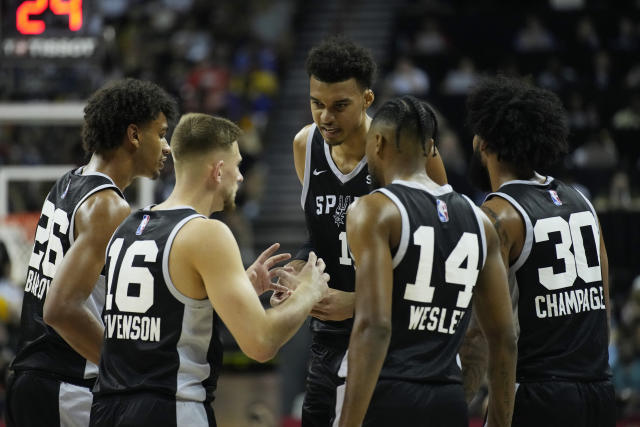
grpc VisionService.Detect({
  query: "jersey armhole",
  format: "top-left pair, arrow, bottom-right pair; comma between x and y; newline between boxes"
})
300,124 -> 316,210
69,184 -> 123,246
461,195 -> 488,269
486,192 -> 534,274
162,214 -> 210,308
373,188 -> 410,268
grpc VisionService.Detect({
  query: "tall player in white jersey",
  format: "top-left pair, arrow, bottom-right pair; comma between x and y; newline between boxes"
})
90,113 -> 330,427
337,96 -> 516,427
462,76 -> 615,426
7,79 -> 178,427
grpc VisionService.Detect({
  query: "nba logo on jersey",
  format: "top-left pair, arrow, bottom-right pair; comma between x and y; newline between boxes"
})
436,199 -> 449,222
549,190 -> 563,206
136,214 -> 151,235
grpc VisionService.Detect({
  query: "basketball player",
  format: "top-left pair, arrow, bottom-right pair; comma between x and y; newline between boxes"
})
271,36 -> 448,426
89,113 -> 329,427
336,96 -> 516,427
6,79 -> 178,427
463,76 -> 615,426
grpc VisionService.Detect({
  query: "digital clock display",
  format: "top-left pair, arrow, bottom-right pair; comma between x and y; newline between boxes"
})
1,0 -> 101,60
16,0 -> 83,35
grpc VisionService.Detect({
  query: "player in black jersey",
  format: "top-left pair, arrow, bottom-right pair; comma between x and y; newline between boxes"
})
6,79 -> 178,427
271,36 -> 449,427
462,76 -> 615,427
337,96 -> 516,427
90,113 -> 329,427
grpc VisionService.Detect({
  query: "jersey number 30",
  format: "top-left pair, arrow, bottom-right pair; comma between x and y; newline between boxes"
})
106,238 -> 157,313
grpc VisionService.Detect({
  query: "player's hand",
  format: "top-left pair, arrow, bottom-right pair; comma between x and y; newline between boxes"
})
270,259 -> 305,307
310,289 -> 355,321
275,252 -> 329,303
246,243 -> 292,296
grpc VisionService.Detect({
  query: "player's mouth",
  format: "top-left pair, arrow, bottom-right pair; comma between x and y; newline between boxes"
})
321,126 -> 340,138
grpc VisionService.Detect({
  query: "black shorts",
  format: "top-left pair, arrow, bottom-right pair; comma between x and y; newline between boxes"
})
333,378 -> 467,427
512,379 -> 615,427
6,370 -> 93,427
90,392 -> 216,427
301,333 -> 348,427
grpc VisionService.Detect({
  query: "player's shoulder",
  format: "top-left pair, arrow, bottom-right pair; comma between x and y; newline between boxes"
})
79,188 -> 130,223
348,191 -> 399,228
482,194 -> 523,226
293,123 -> 315,150
176,216 -> 234,249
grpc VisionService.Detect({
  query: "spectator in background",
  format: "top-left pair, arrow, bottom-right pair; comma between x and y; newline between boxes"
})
384,57 -> 430,98
575,16 -> 600,51
592,51 -> 612,90
537,57 -> 577,93
413,18 -> 448,55
571,129 -> 618,170
566,92 -> 600,130
613,94 -> 640,130
443,57 -> 479,95
514,15 -> 556,52
612,17 -> 639,52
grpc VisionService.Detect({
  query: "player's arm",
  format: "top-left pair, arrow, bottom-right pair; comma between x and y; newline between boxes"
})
338,194 -> 395,427
424,146 -> 448,185
473,213 -> 517,427
460,196 -> 522,400
43,191 -> 130,364
186,219 -> 328,362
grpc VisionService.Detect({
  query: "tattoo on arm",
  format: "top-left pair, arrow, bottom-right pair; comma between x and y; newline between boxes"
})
481,205 -> 511,263
460,316 -> 488,403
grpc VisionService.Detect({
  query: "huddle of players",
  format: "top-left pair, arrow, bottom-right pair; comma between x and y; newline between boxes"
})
6,36 -> 614,427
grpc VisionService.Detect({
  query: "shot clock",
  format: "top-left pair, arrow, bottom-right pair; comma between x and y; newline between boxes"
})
1,0 -> 102,61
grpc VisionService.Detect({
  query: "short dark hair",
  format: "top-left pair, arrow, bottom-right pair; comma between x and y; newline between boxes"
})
171,113 -> 241,161
372,95 -> 438,156
466,76 -> 569,170
305,36 -> 377,89
82,78 -> 178,154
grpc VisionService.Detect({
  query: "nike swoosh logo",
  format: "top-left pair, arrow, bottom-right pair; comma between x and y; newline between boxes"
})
313,169 -> 327,176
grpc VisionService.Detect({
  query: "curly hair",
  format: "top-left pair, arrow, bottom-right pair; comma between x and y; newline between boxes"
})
82,78 -> 178,154
466,76 -> 569,171
305,36 -> 377,89
372,95 -> 438,156
171,113 -> 241,161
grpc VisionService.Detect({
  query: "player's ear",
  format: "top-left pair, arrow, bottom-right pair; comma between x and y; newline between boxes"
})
363,89 -> 374,109
473,135 -> 488,152
375,132 -> 386,156
126,124 -> 140,150
211,160 -> 224,184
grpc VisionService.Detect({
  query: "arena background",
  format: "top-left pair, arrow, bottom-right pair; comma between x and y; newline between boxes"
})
1,0 -> 639,426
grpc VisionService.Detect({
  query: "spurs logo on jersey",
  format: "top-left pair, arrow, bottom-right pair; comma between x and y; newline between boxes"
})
369,180 -> 486,383
11,168 -> 124,383
487,177 -> 610,382
95,207 -> 223,402
301,124 -> 370,335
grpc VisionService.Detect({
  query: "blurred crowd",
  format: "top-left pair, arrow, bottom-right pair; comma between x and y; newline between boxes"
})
1,0 -> 640,422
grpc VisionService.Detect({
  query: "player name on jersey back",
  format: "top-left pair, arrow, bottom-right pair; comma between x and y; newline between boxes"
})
104,313 -> 161,342
535,286 -> 605,319
408,305 -> 465,335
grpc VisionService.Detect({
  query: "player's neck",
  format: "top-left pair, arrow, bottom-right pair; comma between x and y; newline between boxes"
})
158,179 -> 219,216
386,163 -> 438,190
489,159 -> 544,191
327,116 -> 370,168
83,151 -> 135,191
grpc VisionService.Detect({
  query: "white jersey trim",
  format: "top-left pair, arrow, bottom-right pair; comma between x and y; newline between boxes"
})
391,179 -> 453,196
323,139 -> 368,184
300,123 -> 316,210
374,188 -> 410,268
487,192 -> 534,274
162,213 -> 210,308
497,175 -> 554,188
58,381 -> 92,427
462,194 -> 488,269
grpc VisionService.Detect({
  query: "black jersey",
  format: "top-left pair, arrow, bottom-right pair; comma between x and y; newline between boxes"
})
369,180 -> 486,383
94,206 -> 223,403
301,124 -> 370,335
11,168 -> 124,385
486,177 -> 610,382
